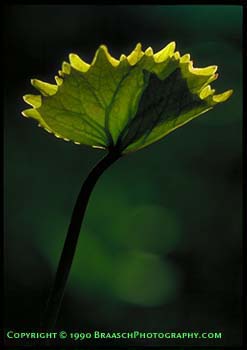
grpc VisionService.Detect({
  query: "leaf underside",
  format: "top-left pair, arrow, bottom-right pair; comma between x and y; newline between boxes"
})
22,42 -> 233,154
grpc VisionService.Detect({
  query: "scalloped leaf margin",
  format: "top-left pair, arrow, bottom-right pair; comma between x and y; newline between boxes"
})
22,42 -> 233,153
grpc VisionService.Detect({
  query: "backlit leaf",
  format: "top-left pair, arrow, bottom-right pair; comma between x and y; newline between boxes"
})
22,42 -> 233,153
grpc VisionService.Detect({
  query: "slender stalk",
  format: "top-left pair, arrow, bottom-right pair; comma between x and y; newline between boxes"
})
41,149 -> 121,331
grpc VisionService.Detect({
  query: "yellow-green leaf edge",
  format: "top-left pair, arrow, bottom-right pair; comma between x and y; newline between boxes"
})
22,42 -> 233,152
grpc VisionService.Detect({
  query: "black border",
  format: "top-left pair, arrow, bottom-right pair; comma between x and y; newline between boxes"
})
2,1 -> 246,350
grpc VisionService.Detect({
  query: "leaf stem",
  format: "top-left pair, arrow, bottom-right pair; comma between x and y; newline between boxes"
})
41,149 -> 121,331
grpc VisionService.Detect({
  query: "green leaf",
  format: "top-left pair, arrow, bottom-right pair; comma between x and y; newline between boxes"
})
22,42 -> 233,153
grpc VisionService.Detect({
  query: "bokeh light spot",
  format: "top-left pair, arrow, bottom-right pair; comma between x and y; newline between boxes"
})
119,204 -> 182,254
113,251 -> 180,306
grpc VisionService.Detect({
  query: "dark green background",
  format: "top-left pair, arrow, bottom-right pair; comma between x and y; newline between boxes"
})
4,5 -> 242,347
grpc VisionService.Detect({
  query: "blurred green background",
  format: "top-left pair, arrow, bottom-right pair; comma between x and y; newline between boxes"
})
4,5 -> 242,347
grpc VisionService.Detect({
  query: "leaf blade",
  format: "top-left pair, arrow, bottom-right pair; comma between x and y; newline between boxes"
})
22,42 -> 232,152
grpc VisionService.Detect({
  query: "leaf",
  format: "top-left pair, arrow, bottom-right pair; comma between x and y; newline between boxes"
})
22,42 -> 233,154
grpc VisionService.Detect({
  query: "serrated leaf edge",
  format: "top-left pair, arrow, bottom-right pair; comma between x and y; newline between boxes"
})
22,42 -> 233,148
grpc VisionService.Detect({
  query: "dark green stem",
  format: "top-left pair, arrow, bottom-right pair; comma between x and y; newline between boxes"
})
41,149 -> 121,331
